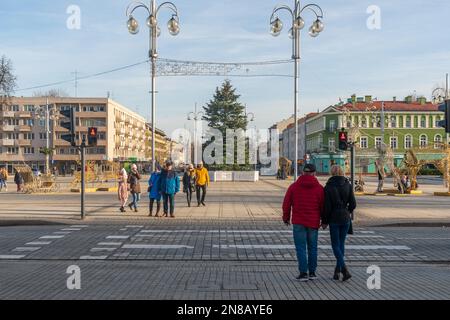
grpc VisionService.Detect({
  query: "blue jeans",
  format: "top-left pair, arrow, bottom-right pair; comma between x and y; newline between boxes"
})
163,193 -> 175,214
329,222 -> 350,270
0,179 -> 6,190
131,192 -> 141,209
292,224 -> 318,274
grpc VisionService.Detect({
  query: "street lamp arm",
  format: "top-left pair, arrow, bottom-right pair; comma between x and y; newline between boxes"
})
126,1 -> 151,16
156,2 -> 179,16
299,4 -> 324,18
270,5 -> 295,23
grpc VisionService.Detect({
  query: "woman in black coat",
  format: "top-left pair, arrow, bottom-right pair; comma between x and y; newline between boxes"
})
321,165 -> 356,281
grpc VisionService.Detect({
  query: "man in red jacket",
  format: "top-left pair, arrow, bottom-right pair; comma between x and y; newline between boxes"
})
283,163 -> 324,281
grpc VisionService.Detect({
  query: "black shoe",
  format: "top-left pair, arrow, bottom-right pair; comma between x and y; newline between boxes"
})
197,203 -> 201,207
170,214 -> 175,218
296,273 -> 309,282
333,267 -> 340,281
149,212 -> 153,217
201,201 -> 206,206
309,272 -> 317,280
128,203 -> 133,211
120,207 -> 125,213
134,208 -> 138,213
342,266 -> 352,281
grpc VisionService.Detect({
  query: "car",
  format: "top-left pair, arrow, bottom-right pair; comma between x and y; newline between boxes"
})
32,169 -> 42,177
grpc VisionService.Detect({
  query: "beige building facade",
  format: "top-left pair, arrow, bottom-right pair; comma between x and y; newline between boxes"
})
0,97 -> 168,173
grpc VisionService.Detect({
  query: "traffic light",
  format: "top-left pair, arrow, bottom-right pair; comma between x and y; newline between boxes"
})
88,127 -> 98,146
338,129 -> 348,151
438,100 -> 450,133
60,107 -> 76,147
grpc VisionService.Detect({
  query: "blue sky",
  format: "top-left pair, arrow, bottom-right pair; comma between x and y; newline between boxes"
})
2,0 -> 450,135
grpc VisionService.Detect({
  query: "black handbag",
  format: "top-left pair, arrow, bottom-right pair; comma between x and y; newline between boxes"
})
348,220 -> 354,235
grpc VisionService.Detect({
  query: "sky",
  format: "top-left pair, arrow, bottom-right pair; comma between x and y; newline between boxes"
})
1,0 -> 450,136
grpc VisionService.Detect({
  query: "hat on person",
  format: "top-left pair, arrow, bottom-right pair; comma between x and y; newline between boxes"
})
303,164 -> 316,173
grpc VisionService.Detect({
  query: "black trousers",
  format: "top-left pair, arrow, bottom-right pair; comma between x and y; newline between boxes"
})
149,198 -> 161,214
186,188 -> 193,206
196,185 -> 207,204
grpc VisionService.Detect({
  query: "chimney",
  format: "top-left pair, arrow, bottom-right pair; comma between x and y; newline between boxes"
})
365,95 -> 372,103
393,96 -> 396,102
418,97 -> 427,105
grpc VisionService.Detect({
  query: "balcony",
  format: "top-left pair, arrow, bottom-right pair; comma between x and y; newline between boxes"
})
18,139 -> 32,146
1,111 -> 16,118
19,125 -> 32,132
2,125 -> 16,132
0,139 -> 15,146
17,111 -> 32,118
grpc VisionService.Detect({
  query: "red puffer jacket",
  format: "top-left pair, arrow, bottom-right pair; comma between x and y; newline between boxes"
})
282,175 -> 324,229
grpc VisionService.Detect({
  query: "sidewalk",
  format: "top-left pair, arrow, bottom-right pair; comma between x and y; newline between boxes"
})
1,178 -> 450,226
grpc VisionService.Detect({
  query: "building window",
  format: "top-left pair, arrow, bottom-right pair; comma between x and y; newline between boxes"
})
360,136 -> 368,149
390,136 -> 398,149
10,105 -> 19,112
390,116 -> 396,128
39,119 -> 45,127
434,135 -> 442,149
23,133 -> 35,140
329,120 -> 336,132
23,147 -> 35,154
328,138 -> 335,152
7,133 -> 19,140
24,105 -> 35,112
435,117 -> 441,128
39,133 -> 48,140
420,116 -> 426,128
361,118 -> 367,128
405,116 -> 412,128
375,136 -> 383,149
404,135 -> 413,149
25,119 -> 34,126
7,147 -> 19,154
419,134 -> 427,148
7,119 -> 20,126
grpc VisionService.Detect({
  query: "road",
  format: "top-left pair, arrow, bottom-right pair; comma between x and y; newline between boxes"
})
0,220 -> 449,299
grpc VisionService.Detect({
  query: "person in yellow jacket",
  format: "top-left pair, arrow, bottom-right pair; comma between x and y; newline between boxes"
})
195,162 -> 210,206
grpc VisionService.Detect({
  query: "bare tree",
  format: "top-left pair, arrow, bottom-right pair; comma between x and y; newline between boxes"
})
0,55 -> 17,105
33,88 -> 69,98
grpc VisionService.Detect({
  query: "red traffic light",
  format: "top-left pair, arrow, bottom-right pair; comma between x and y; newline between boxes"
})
89,127 -> 97,137
339,131 -> 348,141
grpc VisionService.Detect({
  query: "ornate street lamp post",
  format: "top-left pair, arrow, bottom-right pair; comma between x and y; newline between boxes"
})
187,103 -> 204,165
269,0 -> 324,180
126,0 -> 180,171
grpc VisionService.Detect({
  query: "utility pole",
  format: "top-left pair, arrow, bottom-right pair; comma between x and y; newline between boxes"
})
71,70 -> 79,97
80,137 -> 86,220
446,73 -> 449,192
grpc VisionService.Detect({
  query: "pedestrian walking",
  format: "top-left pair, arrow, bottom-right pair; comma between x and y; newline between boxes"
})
321,165 -> 356,282
183,164 -> 196,207
375,160 -> 385,193
282,163 -> 324,282
195,162 -> 210,206
118,168 -> 129,213
0,167 -> 8,192
148,165 -> 162,217
159,160 -> 180,218
127,164 -> 141,212
14,169 -> 24,193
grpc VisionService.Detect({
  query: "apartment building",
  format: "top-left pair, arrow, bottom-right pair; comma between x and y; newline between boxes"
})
0,97 -> 167,173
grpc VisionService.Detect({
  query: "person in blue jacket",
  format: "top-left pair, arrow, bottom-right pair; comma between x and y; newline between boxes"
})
159,160 -> 180,218
148,165 -> 162,217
